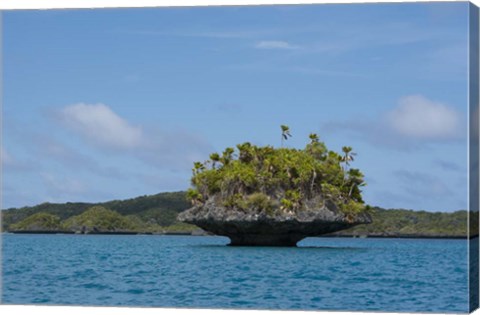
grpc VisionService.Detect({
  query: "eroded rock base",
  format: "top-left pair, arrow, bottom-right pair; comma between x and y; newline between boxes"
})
228,234 -> 305,246
177,198 -> 372,247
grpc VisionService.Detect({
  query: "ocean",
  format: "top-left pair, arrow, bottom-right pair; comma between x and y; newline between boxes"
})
1,234 -> 469,312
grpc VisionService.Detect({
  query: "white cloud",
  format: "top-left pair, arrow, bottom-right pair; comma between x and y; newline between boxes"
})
35,136 -> 127,179
386,95 -> 462,140
322,95 -> 465,150
53,102 -> 214,171
255,40 -> 299,50
137,127 -> 214,171
59,103 -> 144,150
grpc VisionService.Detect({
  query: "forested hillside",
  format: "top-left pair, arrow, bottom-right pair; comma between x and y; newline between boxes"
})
339,207 -> 473,238
1,191 -> 474,238
1,191 -> 189,233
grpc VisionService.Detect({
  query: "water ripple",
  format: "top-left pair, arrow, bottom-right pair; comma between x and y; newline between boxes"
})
1,234 -> 469,313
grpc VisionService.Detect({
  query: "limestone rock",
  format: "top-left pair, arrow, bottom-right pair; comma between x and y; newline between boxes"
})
178,195 -> 371,246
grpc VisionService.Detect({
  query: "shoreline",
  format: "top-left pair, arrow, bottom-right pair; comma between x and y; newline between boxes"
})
321,234 -> 476,240
3,230 -> 477,240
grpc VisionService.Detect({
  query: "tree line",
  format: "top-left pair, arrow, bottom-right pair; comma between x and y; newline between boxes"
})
1,191 -> 473,237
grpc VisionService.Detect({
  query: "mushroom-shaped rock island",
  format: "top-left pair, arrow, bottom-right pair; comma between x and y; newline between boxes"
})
178,127 -> 372,246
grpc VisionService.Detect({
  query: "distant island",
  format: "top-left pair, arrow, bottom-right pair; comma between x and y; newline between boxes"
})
0,191 -> 473,238
1,192 -> 478,238
1,191 -> 194,235
179,126 -> 372,246
2,126 -> 476,240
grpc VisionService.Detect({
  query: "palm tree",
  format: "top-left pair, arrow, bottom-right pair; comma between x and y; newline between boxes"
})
281,125 -> 292,147
309,133 -> 319,143
186,188 -> 203,206
193,161 -> 205,175
209,153 -> 220,169
341,146 -> 356,168
221,147 -> 235,165
346,168 -> 366,198
237,142 -> 253,163
306,133 -> 327,162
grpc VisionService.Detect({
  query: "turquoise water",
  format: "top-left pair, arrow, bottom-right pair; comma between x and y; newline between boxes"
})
1,234 -> 469,312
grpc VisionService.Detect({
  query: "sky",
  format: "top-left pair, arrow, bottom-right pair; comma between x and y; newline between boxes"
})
1,2 -> 471,211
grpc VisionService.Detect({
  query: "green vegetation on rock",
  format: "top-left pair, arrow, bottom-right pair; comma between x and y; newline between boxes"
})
342,208 -> 473,237
10,206 -> 170,234
10,212 -> 63,232
187,126 -> 368,218
1,191 -> 189,232
0,190 -> 473,237
63,206 -> 139,233
0,189 -> 474,238
163,222 -> 204,234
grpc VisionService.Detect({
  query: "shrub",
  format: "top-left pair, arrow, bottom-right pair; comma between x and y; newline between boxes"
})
246,193 -> 274,213
187,126 -> 368,216
10,212 -> 63,231
63,206 -> 137,232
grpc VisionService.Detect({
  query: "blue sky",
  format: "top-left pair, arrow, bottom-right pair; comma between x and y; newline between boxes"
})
1,2 -> 471,211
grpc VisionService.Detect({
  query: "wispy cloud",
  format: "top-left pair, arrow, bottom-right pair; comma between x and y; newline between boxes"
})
386,95 -> 463,140
41,172 -> 87,197
225,61 -> 367,78
138,126 -> 214,170
373,189 -> 419,209
122,29 -> 277,39
322,95 -> 465,150
33,136 -> 127,179
433,159 -> 464,172
394,169 -> 452,198
38,172 -> 116,205
287,66 -> 367,78
0,146 -> 37,173
255,40 -> 300,50
2,114 -> 130,180
424,43 -> 468,80
58,103 -> 145,150
370,169 -> 464,211
53,103 -> 213,171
